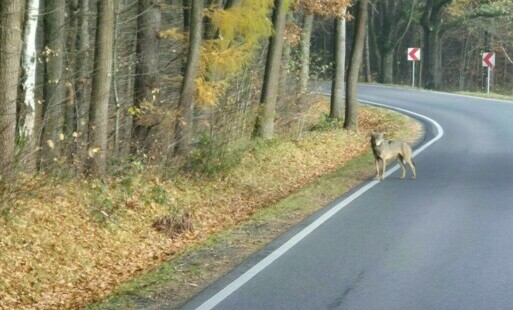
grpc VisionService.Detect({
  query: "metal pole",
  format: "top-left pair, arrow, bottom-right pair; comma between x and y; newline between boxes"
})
412,61 -> 415,88
487,66 -> 491,94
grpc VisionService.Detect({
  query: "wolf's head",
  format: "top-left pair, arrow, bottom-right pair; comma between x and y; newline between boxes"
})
371,132 -> 385,146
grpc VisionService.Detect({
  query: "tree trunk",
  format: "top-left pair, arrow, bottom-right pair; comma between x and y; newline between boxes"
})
298,13 -> 314,104
380,49 -> 394,84
114,0 -> 137,158
421,0 -> 452,90
279,11 -> 294,107
132,0 -> 161,154
458,34 -> 469,90
252,0 -> 288,139
204,0 -> 222,39
183,0 -> 190,32
174,0 -> 203,158
41,0 -> 67,169
0,0 -> 24,176
64,0 -> 79,140
330,12 -> 346,119
20,0 -> 40,172
86,0 -> 115,175
368,8 -> 381,78
76,0 -> 91,165
374,0 -> 418,85
344,0 -> 368,131
279,39 -> 291,106
224,0 -> 242,9
423,27 -> 443,89
364,23 -> 372,83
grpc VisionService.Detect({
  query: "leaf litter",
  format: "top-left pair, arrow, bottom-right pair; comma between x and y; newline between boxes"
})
0,98 -> 421,309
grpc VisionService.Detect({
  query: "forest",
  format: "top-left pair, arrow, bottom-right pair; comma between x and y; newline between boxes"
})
0,0 -> 511,179
1,0 -> 513,308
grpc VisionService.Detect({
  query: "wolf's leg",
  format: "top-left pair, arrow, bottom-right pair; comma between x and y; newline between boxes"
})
374,159 -> 381,179
397,155 -> 406,179
381,158 -> 387,180
406,157 -> 416,179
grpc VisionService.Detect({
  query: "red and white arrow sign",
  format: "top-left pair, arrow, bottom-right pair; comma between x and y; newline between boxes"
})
482,52 -> 495,68
407,48 -> 421,61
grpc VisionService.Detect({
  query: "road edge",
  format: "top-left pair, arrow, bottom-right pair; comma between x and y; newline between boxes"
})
190,101 -> 444,310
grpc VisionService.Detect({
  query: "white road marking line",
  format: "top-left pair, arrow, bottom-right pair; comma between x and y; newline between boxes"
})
194,100 -> 444,310
358,83 -> 513,105
359,100 -> 444,157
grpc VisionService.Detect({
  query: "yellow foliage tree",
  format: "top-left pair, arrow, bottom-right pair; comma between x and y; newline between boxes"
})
197,0 -> 275,107
294,0 -> 352,18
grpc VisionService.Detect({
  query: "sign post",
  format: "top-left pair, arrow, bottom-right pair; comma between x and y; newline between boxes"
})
482,52 -> 495,94
407,48 -> 421,88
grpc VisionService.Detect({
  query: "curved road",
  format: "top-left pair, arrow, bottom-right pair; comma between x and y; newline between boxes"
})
181,85 -> 513,310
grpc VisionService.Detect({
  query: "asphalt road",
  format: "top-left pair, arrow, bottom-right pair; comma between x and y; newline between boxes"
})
181,85 -> 513,310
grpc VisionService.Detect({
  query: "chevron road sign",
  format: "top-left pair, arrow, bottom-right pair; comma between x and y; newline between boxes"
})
483,52 -> 495,94
408,48 -> 421,61
482,52 -> 495,68
408,48 -> 421,88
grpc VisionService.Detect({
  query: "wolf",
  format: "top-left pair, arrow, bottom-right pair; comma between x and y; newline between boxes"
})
370,132 -> 416,180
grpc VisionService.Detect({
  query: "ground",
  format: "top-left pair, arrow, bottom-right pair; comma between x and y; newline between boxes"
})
86,101 -> 422,310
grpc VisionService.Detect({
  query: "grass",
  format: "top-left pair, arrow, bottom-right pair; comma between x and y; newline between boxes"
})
453,91 -> 513,101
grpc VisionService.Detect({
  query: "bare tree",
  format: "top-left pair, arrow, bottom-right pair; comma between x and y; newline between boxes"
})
64,1 -> 79,141
298,13 -> 314,105
330,8 -> 347,119
86,0 -> 115,175
75,0 -> 91,163
253,0 -> 288,139
41,0 -> 66,168
0,0 -> 24,175
132,0 -> 162,154
421,0 -> 453,89
364,23 -> 372,83
174,0 -> 203,158
374,0 -> 417,84
344,0 -> 368,130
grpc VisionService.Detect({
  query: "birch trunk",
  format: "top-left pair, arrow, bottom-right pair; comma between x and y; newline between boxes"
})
21,0 -> 40,141
20,0 -> 40,172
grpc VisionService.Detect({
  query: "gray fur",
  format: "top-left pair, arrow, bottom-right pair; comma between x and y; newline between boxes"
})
370,132 -> 416,180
